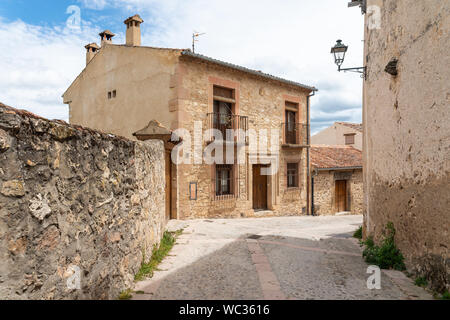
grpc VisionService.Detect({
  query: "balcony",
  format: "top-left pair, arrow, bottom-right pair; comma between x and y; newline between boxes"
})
281,123 -> 309,148
207,113 -> 248,144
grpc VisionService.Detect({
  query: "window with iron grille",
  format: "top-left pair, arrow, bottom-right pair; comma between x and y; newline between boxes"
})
216,165 -> 234,196
287,163 -> 299,188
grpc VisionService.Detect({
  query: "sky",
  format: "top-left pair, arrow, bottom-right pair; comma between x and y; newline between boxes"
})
0,0 -> 364,134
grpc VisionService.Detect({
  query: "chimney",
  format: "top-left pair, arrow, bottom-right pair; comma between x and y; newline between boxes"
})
124,14 -> 144,46
99,30 -> 115,46
84,43 -> 100,65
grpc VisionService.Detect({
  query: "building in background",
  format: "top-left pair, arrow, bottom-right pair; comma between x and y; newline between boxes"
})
350,0 -> 449,292
312,122 -> 362,150
311,145 -> 363,216
63,14 -> 317,220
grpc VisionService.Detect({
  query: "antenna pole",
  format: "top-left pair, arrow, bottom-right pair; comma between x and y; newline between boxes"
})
192,32 -> 206,53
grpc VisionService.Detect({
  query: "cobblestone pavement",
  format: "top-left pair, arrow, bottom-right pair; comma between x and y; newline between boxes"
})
133,215 -> 433,300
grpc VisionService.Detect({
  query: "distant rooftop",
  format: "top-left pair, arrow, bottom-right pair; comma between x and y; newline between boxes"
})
335,122 -> 363,132
311,145 -> 362,169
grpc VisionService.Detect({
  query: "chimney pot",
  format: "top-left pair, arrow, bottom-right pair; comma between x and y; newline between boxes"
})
85,43 -> 100,65
124,14 -> 144,46
99,30 -> 115,46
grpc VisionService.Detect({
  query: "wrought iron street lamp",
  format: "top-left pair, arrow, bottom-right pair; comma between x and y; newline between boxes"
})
331,39 -> 366,79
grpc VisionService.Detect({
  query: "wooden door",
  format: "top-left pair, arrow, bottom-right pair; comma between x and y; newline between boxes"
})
165,150 -> 172,220
335,180 -> 347,212
253,165 -> 268,210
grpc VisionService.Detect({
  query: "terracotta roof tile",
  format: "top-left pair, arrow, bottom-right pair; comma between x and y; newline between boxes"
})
311,145 -> 362,169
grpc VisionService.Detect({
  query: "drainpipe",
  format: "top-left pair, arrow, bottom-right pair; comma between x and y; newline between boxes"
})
306,90 -> 316,216
311,168 -> 319,216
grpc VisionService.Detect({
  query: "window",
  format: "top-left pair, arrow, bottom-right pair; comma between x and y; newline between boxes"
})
287,163 -> 299,188
216,165 -> 234,196
108,90 -> 117,99
345,134 -> 356,145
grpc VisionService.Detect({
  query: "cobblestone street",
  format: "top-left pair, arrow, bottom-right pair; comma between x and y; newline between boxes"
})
133,216 -> 432,300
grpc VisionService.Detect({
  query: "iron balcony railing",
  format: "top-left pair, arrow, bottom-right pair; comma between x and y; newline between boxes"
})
281,123 -> 309,146
207,113 -> 249,143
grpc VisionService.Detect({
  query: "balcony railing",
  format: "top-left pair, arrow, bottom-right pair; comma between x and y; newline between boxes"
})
207,113 -> 248,143
281,123 -> 309,147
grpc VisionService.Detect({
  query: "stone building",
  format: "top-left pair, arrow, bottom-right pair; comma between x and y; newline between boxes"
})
310,145 -> 363,215
63,14 -> 318,220
312,122 -> 363,150
349,0 -> 449,291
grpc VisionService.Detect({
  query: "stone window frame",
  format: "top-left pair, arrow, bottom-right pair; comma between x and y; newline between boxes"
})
286,161 -> 300,189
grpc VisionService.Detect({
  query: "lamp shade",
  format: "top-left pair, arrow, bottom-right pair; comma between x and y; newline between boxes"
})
331,40 -> 348,67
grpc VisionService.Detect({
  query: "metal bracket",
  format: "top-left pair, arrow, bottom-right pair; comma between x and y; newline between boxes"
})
338,66 -> 367,80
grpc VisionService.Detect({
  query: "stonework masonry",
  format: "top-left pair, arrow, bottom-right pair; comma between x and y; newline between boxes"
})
313,169 -> 363,216
175,57 -> 310,219
0,104 -> 166,299
363,0 -> 449,291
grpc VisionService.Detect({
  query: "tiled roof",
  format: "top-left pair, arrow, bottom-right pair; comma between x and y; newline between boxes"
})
180,50 -> 318,92
335,122 -> 363,132
311,145 -> 362,169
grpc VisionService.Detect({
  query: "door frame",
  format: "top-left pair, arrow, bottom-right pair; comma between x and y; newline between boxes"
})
252,164 -> 269,211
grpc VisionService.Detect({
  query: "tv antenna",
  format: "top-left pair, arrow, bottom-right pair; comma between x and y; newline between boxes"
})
192,32 -> 206,53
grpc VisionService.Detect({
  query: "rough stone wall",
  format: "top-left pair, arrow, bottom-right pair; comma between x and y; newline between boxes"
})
174,58 -> 311,219
313,170 -> 363,216
0,105 -> 166,300
363,0 -> 449,291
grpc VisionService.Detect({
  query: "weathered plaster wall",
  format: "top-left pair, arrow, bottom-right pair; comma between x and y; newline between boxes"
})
363,0 -> 449,291
312,124 -> 363,150
0,105 -> 166,299
313,169 -> 363,216
63,45 -> 180,140
175,57 -> 311,219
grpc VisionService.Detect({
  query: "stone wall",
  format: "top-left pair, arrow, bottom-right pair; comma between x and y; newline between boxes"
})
313,169 -> 363,216
363,0 -> 449,291
0,104 -> 166,299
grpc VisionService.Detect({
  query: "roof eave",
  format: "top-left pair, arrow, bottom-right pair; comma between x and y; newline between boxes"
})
180,50 -> 318,92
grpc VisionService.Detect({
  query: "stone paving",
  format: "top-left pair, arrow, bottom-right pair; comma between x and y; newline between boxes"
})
133,215 -> 433,300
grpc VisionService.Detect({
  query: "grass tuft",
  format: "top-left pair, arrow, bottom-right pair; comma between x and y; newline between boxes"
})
118,289 -> 133,300
134,230 -> 182,282
414,277 -> 428,288
361,222 -> 406,271
353,226 -> 363,240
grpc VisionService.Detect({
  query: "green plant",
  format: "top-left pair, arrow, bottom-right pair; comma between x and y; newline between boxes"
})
134,230 -> 182,281
361,222 -> 406,271
353,226 -> 363,240
414,277 -> 428,287
118,289 -> 133,300
441,290 -> 450,300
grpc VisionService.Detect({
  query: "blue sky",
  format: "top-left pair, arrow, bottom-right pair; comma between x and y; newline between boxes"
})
0,0 -> 364,134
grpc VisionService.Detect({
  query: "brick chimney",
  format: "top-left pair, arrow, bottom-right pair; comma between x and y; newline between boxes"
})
84,43 -> 100,65
124,14 -> 144,46
99,30 -> 115,46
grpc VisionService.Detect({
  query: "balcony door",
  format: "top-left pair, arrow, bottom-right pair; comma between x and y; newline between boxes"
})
285,110 -> 297,144
213,100 -> 233,140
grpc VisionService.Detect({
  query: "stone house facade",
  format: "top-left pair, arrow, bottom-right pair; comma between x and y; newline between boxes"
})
310,145 -> 363,215
349,0 -> 449,291
63,14 -> 318,220
312,122 -> 363,150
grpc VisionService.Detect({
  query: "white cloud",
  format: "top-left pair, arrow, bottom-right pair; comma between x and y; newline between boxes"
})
78,0 -> 108,10
0,0 -> 364,130
0,18 -> 99,120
